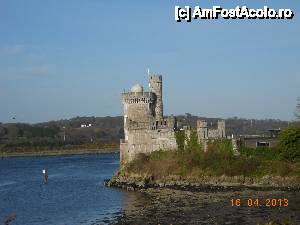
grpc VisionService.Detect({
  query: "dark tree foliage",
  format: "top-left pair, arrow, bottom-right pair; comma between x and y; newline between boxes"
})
0,116 -> 123,151
278,126 -> 300,162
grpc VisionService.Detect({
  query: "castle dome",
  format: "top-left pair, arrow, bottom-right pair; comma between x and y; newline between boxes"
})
131,84 -> 143,93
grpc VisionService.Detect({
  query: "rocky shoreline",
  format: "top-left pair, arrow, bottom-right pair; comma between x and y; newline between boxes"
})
104,170 -> 300,192
104,171 -> 300,225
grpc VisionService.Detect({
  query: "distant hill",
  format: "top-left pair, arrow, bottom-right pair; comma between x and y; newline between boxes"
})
0,114 -> 297,152
176,113 -> 293,136
0,116 -> 123,152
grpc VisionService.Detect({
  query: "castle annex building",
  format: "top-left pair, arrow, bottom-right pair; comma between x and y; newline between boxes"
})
120,75 -> 226,165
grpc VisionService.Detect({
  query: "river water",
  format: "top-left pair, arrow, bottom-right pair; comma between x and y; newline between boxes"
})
0,153 -> 130,224
0,153 -> 299,225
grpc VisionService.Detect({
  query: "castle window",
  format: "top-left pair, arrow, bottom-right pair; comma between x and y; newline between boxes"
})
164,121 -> 167,125
204,131 -> 205,138
256,141 -> 270,147
161,121 -> 163,125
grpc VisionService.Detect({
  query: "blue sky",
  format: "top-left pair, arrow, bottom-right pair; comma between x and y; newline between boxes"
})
0,0 -> 299,123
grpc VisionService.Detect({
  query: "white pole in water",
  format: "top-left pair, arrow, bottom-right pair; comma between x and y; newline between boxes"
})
43,169 -> 48,184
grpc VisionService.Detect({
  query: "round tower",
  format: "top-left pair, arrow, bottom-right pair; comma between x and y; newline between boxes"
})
149,75 -> 163,120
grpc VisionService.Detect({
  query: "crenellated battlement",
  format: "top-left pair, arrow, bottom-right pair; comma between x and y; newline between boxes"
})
122,92 -> 155,104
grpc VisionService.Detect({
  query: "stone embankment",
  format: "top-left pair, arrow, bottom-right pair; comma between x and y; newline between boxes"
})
104,170 -> 300,192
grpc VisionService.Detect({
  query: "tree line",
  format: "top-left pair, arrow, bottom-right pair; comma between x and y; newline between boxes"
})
0,115 -> 298,152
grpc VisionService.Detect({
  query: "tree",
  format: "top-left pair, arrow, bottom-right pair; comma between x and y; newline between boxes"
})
186,130 -> 200,151
175,130 -> 185,151
295,97 -> 300,120
278,126 -> 300,161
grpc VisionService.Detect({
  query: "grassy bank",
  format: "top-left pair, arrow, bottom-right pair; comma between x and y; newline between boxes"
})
0,142 -> 119,157
126,140 -> 300,180
0,147 -> 119,157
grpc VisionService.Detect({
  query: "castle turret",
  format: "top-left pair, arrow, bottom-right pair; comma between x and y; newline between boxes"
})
149,75 -> 163,120
197,120 -> 208,140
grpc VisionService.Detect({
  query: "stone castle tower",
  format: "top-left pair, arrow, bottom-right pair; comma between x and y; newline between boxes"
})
149,75 -> 163,120
120,74 -> 177,165
120,74 -> 226,165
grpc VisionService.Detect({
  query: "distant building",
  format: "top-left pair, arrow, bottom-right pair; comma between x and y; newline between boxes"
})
81,124 -> 92,128
237,129 -> 281,149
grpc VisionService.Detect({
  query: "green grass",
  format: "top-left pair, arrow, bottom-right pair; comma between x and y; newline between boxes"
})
239,147 -> 281,160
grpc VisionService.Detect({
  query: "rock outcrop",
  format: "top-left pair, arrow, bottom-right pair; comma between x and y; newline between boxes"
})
104,170 -> 300,192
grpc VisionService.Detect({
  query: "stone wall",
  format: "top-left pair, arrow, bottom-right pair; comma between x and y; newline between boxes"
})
197,119 -> 226,140
120,126 -> 177,165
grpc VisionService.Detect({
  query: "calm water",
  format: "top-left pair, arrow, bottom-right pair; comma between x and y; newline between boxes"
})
0,153 -> 136,225
1,153 -> 300,225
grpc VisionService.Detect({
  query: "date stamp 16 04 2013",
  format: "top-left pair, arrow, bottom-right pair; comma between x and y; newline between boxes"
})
231,198 -> 288,207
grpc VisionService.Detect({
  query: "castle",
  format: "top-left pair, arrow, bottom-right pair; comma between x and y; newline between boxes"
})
120,74 -> 226,165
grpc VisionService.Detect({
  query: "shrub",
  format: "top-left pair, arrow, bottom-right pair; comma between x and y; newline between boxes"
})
278,126 -> 300,161
262,160 -> 292,177
240,147 -> 280,160
226,156 -> 262,177
186,130 -> 201,152
175,130 -> 185,151
206,140 -> 234,159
